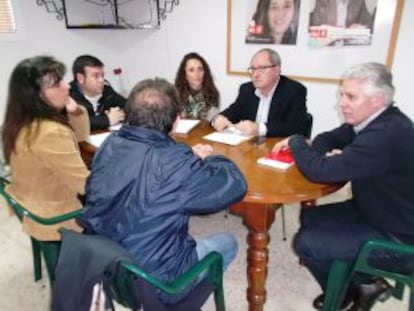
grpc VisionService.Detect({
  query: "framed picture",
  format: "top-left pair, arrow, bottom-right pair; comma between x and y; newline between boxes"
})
62,0 -> 160,29
226,0 -> 405,83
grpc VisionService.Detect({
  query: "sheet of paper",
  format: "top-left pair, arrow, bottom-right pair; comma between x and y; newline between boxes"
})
109,123 -> 122,131
174,119 -> 200,134
203,128 -> 253,146
88,132 -> 110,148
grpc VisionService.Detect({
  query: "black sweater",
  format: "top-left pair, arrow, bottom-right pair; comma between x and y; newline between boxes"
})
69,81 -> 126,131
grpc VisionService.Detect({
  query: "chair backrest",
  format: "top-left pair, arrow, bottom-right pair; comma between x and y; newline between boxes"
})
305,112 -> 313,139
0,177 -> 24,221
0,177 -> 84,284
323,239 -> 414,311
109,252 -> 225,311
53,229 -> 225,311
110,264 -> 215,311
0,177 -> 82,225
354,239 -> 414,287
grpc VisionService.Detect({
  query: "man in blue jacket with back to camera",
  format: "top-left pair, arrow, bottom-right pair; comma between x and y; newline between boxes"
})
81,77 -> 247,304
274,62 -> 414,311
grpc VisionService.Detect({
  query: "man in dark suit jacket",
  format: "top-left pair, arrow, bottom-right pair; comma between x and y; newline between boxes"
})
273,63 -> 414,311
69,55 -> 126,131
212,48 -> 308,137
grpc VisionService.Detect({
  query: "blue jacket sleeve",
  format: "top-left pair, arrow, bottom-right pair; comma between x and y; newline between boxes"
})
176,153 -> 247,214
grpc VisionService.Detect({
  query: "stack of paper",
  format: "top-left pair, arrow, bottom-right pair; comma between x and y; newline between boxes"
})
203,126 -> 253,146
174,119 -> 200,134
257,149 -> 295,170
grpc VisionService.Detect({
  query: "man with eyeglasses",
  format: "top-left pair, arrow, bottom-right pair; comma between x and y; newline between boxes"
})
212,48 -> 308,137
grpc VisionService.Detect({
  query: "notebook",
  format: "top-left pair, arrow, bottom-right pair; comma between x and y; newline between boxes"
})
203,126 -> 253,146
174,119 -> 200,134
257,148 -> 295,170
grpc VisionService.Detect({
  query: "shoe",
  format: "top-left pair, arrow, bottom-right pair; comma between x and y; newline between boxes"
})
313,290 -> 355,310
348,278 -> 393,311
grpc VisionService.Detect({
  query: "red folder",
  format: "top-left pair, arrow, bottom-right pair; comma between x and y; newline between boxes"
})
257,148 -> 295,170
266,148 -> 294,164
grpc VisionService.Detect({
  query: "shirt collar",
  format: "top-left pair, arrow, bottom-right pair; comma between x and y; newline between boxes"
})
84,94 -> 102,102
353,106 -> 387,133
254,80 -> 278,99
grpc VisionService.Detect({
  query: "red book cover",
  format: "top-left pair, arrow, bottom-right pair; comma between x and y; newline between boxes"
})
265,148 -> 294,163
257,148 -> 295,170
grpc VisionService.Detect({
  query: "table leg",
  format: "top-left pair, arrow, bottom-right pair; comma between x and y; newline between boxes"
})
231,202 -> 281,311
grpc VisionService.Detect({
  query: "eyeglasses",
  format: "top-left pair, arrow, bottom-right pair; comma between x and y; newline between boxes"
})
247,65 -> 277,74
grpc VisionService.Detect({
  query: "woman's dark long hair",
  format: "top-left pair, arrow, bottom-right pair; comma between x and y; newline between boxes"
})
2,55 -> 69,163
174,52 -> 220,108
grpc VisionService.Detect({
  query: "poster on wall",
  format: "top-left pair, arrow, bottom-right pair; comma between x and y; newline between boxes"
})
227,0 -> 404,83
308,0 -> 377,48
245,0 -> 302,45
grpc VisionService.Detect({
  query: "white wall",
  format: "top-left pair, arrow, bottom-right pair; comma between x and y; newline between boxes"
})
1,0 -> 413,136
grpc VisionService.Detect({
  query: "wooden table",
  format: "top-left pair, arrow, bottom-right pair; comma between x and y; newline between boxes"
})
80,122 -> 343,311
174,122 -> 342,311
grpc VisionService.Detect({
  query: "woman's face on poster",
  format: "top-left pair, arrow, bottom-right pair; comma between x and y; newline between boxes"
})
267,0 -> 295,36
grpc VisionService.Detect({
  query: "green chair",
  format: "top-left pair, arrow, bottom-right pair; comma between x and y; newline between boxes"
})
0,177 -> 82,284
322,239 -> 414,311
109,251 -> 225,310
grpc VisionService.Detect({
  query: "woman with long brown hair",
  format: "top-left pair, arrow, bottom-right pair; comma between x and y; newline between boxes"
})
174,52 -> 220,122
2,55 -> 89,241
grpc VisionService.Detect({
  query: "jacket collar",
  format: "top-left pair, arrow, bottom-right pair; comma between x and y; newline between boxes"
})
118,125 -> 172,144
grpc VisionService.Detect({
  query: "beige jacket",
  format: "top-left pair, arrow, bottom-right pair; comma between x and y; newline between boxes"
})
6,109 -> 90,241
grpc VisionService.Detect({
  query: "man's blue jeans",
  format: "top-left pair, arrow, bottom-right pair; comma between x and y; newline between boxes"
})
159,232 -> 238,304
293,200 -> 414,291
195,232 -> 238,272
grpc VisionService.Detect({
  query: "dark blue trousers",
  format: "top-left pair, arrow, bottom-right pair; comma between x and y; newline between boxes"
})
293,200 -> 414,291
